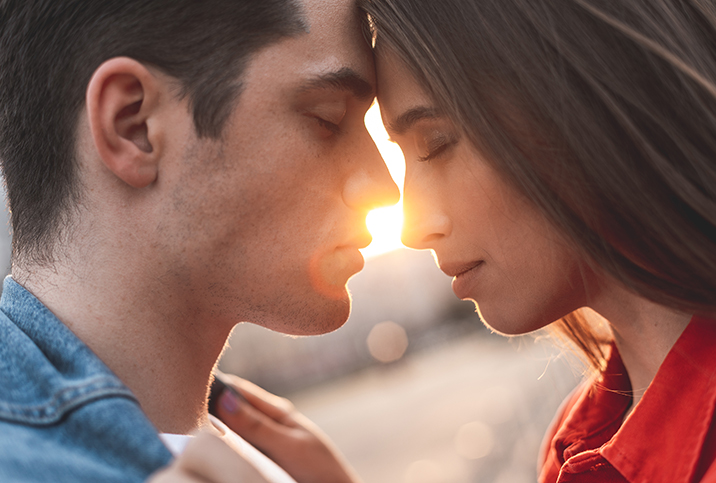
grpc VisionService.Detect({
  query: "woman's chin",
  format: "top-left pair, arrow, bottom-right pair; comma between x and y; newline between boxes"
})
476,304 -> 554,336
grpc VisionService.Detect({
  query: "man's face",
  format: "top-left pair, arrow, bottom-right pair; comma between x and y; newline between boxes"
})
156,0 -> 398,335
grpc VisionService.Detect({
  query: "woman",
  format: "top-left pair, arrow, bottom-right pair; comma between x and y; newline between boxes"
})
364,0 -> 716,481
360,0 -> 716,480
155,1 -> 716,481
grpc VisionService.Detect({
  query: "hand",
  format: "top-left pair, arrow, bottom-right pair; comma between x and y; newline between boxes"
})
147,430 -> 270,483
212,372 -> 362,483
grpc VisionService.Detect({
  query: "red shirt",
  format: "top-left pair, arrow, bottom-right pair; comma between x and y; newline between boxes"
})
539,315 -> 716,482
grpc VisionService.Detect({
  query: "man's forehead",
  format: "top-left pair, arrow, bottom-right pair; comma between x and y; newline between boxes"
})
238,0 -> 375,102
296,0 -> 375,82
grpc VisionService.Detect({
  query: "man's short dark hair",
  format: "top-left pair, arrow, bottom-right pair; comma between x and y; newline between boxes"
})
0,0 -> 306,266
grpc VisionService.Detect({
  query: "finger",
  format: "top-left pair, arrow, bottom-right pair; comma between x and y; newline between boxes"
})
178,431 -> 270,483
218,372 -> 296,424
215,386 -> 304,455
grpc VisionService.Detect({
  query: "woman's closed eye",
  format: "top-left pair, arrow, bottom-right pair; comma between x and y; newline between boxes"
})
417,130 -> 458,162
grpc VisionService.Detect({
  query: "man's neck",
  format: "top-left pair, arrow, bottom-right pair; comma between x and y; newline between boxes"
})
14,260 -> 232,434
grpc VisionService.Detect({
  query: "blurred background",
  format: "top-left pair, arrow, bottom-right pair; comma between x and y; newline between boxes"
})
0,105 -> 585,483
220,247 -> 581,483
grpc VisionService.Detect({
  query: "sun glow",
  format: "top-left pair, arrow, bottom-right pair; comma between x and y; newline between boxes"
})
361,103 -> 406,258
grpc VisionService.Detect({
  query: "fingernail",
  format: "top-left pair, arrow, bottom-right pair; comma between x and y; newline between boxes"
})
220,387 -> 241,414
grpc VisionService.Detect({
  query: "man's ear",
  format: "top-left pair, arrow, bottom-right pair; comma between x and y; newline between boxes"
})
86,57 -> 170,189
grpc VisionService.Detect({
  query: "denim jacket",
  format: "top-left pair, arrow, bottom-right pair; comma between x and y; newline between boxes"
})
0,277 -> 172,482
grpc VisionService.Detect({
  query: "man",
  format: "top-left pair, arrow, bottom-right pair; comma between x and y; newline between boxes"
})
0,0 -> 398,481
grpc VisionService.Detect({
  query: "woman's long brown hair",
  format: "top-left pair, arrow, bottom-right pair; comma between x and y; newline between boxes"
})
360,0 -> 716,369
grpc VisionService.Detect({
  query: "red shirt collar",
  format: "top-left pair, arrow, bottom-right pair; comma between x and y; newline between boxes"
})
550,315 -> 716,482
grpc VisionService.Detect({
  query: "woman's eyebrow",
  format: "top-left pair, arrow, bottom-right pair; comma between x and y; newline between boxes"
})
388,106 -> 441,136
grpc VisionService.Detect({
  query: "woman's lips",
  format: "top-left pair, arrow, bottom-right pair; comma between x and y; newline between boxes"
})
446,261 -> 484,299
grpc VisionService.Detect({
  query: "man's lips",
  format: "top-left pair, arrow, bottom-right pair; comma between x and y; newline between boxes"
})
342,233 -> 373,251
309,243 -> 367,300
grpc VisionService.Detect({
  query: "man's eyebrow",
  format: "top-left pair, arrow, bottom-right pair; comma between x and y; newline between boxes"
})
388,106 -> 441,136
299,68 -> 374,101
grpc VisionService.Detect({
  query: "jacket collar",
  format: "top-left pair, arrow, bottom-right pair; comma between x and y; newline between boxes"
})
0,276 -> 136,425
552,343 -> 631,464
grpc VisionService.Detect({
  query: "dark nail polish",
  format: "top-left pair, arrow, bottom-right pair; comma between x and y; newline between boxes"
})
220,387 -> 240,414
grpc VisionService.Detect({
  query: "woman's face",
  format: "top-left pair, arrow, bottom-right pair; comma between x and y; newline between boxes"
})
376,50 -> 596,335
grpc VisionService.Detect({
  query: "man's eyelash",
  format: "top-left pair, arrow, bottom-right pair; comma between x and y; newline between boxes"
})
316,118 -> 342,135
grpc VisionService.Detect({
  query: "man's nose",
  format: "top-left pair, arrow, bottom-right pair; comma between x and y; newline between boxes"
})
342,131 -> 400,211
400,168 -> 451,250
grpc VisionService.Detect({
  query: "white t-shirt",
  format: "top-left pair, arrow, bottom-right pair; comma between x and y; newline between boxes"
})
159,415 -> 297,483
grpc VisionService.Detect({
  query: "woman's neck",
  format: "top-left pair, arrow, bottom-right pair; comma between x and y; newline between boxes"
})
591,284 -> 692,417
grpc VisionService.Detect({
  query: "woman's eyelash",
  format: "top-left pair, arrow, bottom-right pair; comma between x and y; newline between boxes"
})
418,138 -> 457,162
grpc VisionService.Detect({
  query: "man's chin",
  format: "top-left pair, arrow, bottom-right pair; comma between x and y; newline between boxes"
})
294,301 -> 351,336
256,295 -> 352,336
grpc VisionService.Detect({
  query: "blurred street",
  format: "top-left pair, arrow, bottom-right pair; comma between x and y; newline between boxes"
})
289,332 -> 580,483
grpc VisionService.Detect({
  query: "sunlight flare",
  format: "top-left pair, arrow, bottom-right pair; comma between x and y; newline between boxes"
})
361,103 -> 406,258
